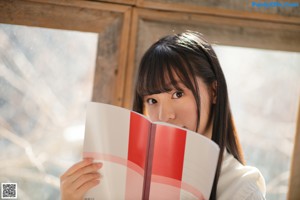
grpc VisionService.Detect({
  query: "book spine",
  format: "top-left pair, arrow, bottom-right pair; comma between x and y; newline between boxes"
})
142,124 -> 156,200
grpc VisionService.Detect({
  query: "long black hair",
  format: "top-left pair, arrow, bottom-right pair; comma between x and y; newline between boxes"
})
132,31 -> 244,200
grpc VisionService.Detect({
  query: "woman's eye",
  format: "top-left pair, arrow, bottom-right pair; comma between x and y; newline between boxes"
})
146,98 -> 157,105
172,91 -> 184,99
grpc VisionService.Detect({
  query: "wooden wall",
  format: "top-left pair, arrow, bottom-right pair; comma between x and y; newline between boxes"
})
0,0 -> 299,199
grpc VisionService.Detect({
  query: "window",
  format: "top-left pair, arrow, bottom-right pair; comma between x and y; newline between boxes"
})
0,23 -> 98,198
214,45 -> 300,200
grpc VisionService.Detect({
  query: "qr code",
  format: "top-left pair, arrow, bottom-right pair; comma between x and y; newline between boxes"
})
1,183 -> 17,199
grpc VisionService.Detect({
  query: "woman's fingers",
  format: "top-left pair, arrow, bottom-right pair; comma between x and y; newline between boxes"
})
61,158 -> 93,179
76,179 -> 101,196
60,159 -> 103,200
73,172 -> 101,192
67,162 -> 103,184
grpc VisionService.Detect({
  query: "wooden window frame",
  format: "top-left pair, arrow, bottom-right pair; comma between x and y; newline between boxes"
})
0,0 -> 132,106
123,7 -> 300,108
0,1 -> 299,199
136,0 -> 300,24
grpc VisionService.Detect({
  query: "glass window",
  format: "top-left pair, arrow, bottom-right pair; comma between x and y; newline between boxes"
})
0,24 -> 98,199
214,45 -> 300,200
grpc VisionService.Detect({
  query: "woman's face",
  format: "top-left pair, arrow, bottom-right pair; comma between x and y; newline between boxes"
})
143,77 -> 214,139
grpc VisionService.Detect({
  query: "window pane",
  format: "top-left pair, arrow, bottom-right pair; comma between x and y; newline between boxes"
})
214,45 -> 300,200
0,24 -> 98,199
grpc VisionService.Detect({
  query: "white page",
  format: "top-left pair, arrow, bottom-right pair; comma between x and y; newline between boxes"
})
83,102 -> 219,200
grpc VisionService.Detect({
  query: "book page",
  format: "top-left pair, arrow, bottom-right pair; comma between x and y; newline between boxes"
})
83,102 -> 219,200
149,123 -> 219,200
83,102 -> 151,200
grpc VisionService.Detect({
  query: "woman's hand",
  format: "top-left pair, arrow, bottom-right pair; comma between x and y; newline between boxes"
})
60,158 -> 103,200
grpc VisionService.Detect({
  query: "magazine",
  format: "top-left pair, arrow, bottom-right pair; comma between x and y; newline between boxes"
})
83,102 -> 220,200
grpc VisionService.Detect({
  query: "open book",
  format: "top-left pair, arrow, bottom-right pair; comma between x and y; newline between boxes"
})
83,102 -> 219,200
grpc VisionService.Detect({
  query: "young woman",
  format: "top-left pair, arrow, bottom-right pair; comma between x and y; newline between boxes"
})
60,31 -> 266,200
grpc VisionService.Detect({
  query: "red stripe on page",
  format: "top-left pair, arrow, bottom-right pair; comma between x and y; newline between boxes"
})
83,152 -> 144,175
152,124 -> 187,180
83,152 -> 205,199
83,152 -> 144,199
127,112 -> 151,169
152,175 -> 205,200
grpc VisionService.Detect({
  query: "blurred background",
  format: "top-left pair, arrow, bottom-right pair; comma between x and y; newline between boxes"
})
0,0 -> 299,199
0,24 -> 97,199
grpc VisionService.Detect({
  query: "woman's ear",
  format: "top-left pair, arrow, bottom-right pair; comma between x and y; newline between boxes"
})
211,81 -> 217,104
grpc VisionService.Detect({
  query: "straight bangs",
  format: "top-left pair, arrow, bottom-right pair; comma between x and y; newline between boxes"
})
136,44 -> 197,98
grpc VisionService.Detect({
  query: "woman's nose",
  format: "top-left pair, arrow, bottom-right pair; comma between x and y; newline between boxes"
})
158,103 -> 176,122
